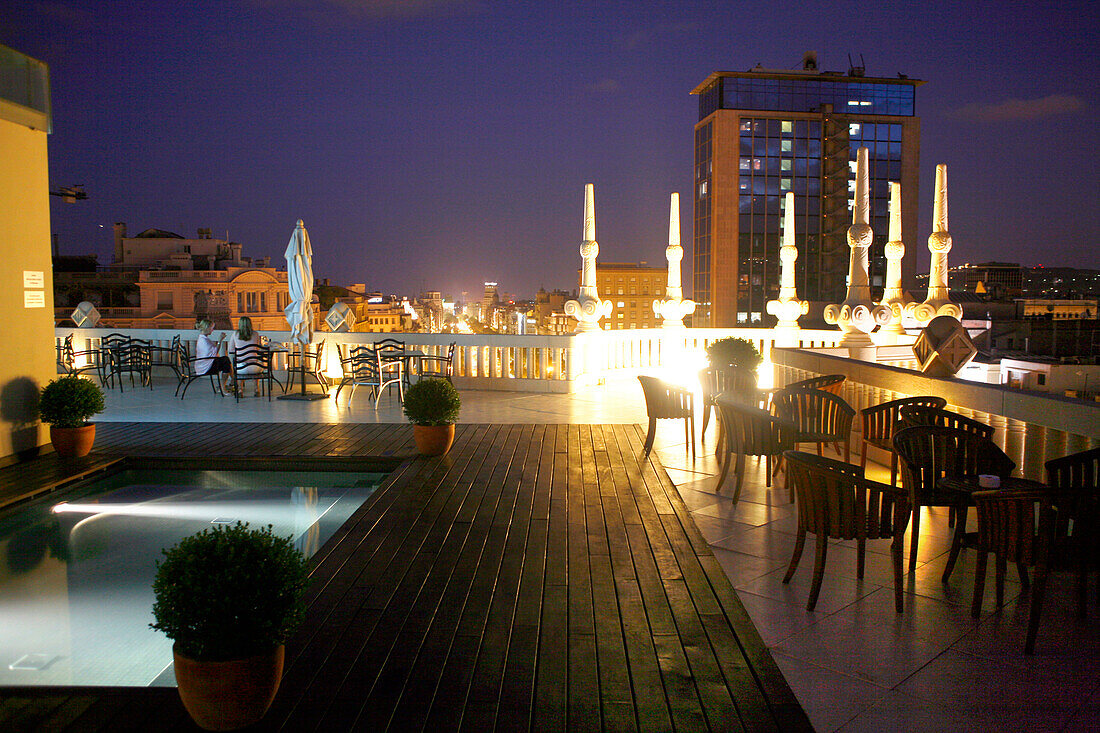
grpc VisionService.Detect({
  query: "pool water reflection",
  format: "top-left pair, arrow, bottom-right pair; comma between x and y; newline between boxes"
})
0,468 -> 384,687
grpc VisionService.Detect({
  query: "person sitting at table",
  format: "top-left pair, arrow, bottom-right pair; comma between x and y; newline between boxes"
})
229,316 -> 264,396
195,319 -> 232,393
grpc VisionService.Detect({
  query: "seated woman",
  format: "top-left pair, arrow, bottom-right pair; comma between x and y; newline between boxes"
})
195,319 -> 232,393
229,316 -> 264,396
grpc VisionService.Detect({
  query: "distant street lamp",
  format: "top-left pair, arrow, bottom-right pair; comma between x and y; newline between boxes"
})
49,185 -> 88,203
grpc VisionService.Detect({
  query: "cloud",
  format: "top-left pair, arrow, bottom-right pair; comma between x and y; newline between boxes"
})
956,94 -> 1084,122
585,78 -> 620,94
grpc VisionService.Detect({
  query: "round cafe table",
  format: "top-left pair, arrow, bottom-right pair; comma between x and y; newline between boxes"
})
935,474 -> 1049,583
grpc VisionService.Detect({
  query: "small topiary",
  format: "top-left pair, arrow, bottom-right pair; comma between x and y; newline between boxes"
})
38,375 -> 105,428
705,337 -> 763,372
402,378 -> 461,426
150,522 -> 307,661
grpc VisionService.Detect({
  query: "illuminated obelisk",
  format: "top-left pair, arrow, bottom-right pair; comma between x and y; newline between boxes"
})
913,164 -> 962,323
653,193 -> 695,328
877,182 -> 917,343
824,146 -> 889,358
565,183 -> 612,332
766,191 -> 808,345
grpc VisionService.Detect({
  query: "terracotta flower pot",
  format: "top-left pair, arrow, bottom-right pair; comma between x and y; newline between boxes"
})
173,644 -> 284,731
49,424 -> 96,458
413,424 -> 455,456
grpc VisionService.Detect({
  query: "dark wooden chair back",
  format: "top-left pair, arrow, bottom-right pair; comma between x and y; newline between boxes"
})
860,396 -> 948,484
771,386 -> 855,463
714,395 -> 798,501
899,405 -> 993,439
894,425 -> 1015,490
785,374 -> 845,396
637,375 -> 694,457
1046,447 -> 1100,492
971,485 -> 1097,653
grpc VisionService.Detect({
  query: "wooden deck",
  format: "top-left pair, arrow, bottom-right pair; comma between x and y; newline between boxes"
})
1,423 -> 810,732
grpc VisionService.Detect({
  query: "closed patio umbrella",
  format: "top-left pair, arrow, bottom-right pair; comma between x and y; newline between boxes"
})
279,219 -> 327,400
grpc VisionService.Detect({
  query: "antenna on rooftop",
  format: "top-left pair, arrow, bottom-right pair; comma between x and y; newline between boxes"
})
801,51 -> 818,71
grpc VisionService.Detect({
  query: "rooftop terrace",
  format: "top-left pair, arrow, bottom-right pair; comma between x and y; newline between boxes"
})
3,367 -> 1098,730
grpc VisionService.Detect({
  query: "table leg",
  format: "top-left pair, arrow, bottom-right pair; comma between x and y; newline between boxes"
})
942,504 -> 968,583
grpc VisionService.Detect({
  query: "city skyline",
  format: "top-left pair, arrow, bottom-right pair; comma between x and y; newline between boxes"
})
4,1 -> 1097,299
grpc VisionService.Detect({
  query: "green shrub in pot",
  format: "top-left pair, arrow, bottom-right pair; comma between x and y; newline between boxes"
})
38,375 -> 105,457
402,378 -> 461,426
38,375 -> 104,428
403,378 -> 461,455
150,522 -> 307,730
704,337 -> 763,372
151,522 -> 307,660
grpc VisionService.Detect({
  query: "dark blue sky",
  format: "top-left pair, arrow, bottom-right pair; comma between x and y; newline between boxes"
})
5,0 -> 1097,300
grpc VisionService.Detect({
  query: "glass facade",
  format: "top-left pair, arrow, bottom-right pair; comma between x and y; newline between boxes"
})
699,76 -> 914,120
736,118 -> 822,319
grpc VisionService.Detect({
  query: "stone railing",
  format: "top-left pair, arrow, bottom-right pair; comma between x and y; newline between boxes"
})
56,326 -> 847,394
770,346 -> 1100,481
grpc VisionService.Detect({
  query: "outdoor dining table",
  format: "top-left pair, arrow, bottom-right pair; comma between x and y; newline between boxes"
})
936,474 -> 1050,582
275,342 -> 334,401
380,348 -> 426,385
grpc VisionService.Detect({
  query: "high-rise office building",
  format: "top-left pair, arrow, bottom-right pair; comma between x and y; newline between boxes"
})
690,55 -> 924,327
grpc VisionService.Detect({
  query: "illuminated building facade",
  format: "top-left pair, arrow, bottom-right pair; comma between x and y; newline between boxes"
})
690,57 -> 923,326
593,262 -> 667,330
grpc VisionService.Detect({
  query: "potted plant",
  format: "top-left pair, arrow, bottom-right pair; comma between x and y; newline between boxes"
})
37,375 -> 105,457
150,522 -> 307,731
705,336 -> 763,373
403,377 -> 461,456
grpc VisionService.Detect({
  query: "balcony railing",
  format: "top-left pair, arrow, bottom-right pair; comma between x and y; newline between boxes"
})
56,326 -> 844,394
55,326 -> 1100,476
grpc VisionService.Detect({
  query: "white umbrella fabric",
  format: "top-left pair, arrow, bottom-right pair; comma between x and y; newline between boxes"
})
284,219 -> 314,346
280,219 -> 327,399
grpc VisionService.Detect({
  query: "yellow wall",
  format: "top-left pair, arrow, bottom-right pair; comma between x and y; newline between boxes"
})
0,115 -> 54,460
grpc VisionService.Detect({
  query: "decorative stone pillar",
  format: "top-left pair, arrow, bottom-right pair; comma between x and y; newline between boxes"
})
653,192 -> 695,329
824,146 -> 889,358
766,191 -> 808,345
913,164 -> 962,323
565,184 -> 613,333
877,182 -> 917,343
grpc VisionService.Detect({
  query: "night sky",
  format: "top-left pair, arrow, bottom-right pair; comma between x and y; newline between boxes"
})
5,1 -> 1097,301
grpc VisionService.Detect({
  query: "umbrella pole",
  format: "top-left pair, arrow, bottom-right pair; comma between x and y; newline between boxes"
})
278,340 -> 328,401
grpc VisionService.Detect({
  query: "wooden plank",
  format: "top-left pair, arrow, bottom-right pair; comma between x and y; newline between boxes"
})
0,421 -> 808,732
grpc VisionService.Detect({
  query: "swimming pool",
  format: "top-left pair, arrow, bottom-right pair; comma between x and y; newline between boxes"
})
0,463 -> 386,688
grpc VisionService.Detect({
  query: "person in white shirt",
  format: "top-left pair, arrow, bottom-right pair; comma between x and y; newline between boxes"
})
194,319 -> 232,393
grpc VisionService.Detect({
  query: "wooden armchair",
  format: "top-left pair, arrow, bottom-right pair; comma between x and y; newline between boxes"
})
893,425 -> 1017,573
860,396 -> 947,486
1046,447 -> 1100,612
697,365 -> 761,437
714,395 -> 798,503
637,375 -> 694,457
971,484 -> 1097,654
783,450 -> 910,612
771,387 -> 856,468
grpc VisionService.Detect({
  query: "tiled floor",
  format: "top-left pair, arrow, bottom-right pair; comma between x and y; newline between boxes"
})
99,375 -> 1100,731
